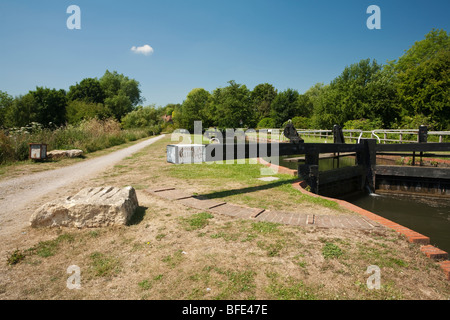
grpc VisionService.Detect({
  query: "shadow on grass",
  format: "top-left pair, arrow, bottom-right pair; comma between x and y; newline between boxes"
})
198,178 -> 301,200
128,206 -> 148,226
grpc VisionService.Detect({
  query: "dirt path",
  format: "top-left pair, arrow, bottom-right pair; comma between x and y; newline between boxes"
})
0,134 -> 166,238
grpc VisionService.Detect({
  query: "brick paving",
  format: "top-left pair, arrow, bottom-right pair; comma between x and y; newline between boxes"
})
144,188 -> 384,231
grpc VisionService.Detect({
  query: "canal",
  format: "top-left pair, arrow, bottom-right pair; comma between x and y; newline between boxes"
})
277,155 -> 450,254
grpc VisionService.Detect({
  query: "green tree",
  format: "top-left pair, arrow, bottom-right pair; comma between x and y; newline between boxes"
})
30,87 -> 67,127
0,91 -> 13,127
389,29 -> 450,130
251,83 -> 277,121
310,59 -> 398,129
4,94 -> 36,128
310,84 -> 341,129
99,70 -> 142,120
66,100 -> 112,124
297,94 -> 313,118
291,116 -> 311,129
67,78 -> 105,104
257,117 -> 276,129
270,88 -> 300,127
181,88 -> 212,131
210,81 -> 254,128
121,105 -> 161,128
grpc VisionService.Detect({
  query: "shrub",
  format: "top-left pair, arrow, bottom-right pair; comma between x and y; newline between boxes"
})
291,116 -> 311,129
257,117 -> 276,129
343,118 -> 383,131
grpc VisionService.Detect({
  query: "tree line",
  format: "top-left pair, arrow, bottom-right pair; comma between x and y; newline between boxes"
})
0,70 -> 144,129
170,29 -> 449,132
1,29 -> 448,133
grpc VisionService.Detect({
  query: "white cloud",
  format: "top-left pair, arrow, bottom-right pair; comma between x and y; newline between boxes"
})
131,44 -> 154,56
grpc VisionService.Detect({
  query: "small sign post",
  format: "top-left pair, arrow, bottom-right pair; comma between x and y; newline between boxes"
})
29,143 -> 48,161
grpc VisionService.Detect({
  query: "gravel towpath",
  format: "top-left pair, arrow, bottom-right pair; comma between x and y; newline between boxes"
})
0,134 -> 166,238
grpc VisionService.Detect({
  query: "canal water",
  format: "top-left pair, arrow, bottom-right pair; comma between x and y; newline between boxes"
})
343,192 -> 450,254
277,155 -> 450,253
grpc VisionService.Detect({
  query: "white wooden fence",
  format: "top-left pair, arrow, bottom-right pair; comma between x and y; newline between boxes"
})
257,129 -> 450,144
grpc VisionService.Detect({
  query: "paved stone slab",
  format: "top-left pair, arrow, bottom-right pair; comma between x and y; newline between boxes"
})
147,187 -> 176,193
257,177 -> 280,182
176,197 -> 226,210
146,188 -> 192,200
147,187 -> 385,231
313,215 -> 381,230
210,203 -> 264,219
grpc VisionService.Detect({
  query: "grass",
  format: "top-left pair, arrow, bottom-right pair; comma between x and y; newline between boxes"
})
28,233 -> 75,258
322,242 -> 344,259
251,221 -> 280,234
265,272 -> 317,300
162,250 -> 185,268
89,252 -> 122,277
168,159 -> 341,213
179,212 -> 214,231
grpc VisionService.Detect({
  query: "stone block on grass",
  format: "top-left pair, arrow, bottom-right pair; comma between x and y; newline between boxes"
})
30,186 -> 139,228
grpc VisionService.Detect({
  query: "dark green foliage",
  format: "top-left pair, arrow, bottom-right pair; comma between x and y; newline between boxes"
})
390,29 -> 450,130
257,117 -> 276,129
211,80 -> 255,128
251,83 -> 278,121
67,78 -> 105,104
270,88 -> 300,127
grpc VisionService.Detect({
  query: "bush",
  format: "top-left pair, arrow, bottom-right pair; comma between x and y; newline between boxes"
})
343,118 -> 383,131
121,106 -> 161,129
257,117 -> 276,129
291,116 -> 311,129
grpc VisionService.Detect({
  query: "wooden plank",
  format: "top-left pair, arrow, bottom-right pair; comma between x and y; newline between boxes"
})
318,165 -> 364,185
376,143 -> 450,153
283,152 -> 356,162
204,143 -> 364,161
375,165 -> 450,179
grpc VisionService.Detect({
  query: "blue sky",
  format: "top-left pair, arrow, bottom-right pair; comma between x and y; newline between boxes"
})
0,0 -> 449,107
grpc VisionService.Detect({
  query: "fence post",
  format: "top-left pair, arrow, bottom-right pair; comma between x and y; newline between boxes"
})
418,125 -> 428,143
309,165 -> 319,194
298,147 -> 319,194
357,139 -> 377,192
333,125 -> 345,144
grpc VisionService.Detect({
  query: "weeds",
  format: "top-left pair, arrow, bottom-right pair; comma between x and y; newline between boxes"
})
0,118 -> 157,164
7,249 -> 26,265
322,242 -> 344,259
89,252 -> 121,277
179,212 -> 214,231
28,233 -> 75,258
